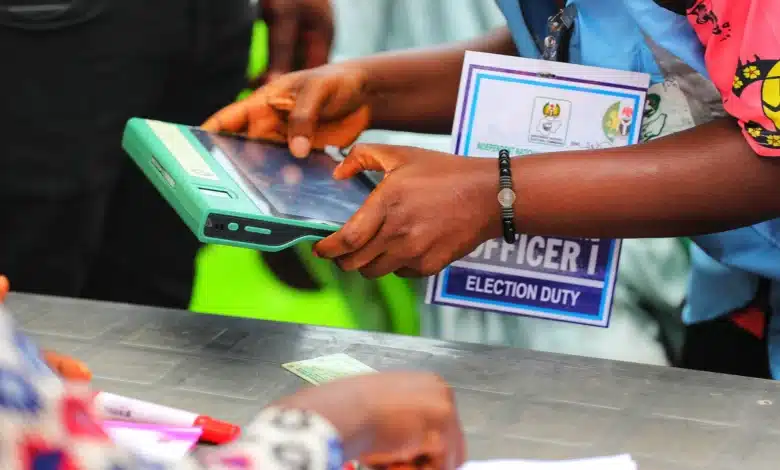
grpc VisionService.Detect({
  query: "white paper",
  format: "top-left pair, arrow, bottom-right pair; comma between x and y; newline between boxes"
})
426,51 -> 650,327
461,455 -> 637,470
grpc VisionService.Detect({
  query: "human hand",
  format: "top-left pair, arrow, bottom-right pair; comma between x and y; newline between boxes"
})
0,275 -> 92,382
312,144 -> 499,279
257,0 -> 334,84
271,371 -> 466,470
203,63 -> 370,158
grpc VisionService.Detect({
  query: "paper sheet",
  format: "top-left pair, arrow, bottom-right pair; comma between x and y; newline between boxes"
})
282,353 -> 376,385
461,455 -> 637,470
102,421 -> 202,463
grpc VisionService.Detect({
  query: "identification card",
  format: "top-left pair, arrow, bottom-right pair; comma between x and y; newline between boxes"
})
425,51 -> 650,327
282,353 -> 376,385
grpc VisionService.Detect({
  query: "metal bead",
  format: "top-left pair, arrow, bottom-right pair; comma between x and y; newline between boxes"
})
497,188 -> 516,207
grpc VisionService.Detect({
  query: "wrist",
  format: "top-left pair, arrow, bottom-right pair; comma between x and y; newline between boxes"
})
356,56 -> 420,131
360,63 -> 386,131
471,157 -> 505,242
328,59 -> 378,130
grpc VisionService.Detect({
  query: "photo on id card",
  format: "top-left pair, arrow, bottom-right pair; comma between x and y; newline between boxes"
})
425,51 -> 650,327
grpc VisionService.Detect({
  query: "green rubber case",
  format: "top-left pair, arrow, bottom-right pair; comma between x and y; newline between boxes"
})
122,118 -> 361,252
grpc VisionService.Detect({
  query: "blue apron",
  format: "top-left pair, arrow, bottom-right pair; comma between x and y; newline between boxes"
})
496,0 -> 780,378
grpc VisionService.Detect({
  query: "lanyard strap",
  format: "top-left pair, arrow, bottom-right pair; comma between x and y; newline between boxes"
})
520,0 -> 577,62
541,4 -> 577,62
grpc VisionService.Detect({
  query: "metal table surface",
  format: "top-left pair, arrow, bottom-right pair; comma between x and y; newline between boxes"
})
8,293 -> 780,469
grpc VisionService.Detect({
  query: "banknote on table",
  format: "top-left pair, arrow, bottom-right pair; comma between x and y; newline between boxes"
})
282,353 -> 376,385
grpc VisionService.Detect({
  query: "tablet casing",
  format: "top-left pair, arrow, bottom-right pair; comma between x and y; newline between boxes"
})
122,118 -> 347,252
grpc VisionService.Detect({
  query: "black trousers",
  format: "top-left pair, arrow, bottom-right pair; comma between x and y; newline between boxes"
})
0,0 -> 253,309
680,282 -> 772,379
681,316 -> 771,379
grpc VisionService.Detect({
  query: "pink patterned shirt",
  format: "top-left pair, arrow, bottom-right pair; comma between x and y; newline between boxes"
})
687,0 -> 780,156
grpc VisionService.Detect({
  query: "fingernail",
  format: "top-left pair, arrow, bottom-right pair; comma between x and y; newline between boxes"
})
290,136 -> 311,158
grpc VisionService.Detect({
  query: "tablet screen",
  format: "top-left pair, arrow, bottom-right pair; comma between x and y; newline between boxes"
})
191,129 -> 372,226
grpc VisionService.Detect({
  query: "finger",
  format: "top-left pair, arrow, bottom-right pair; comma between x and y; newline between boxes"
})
43,351 -> 92,382
286,80 -> 335,158
0,275 -> 8,302
202,100 -> 250,132
357,252 -> 408,279
265,0 -> 299,76
301,10 -> 333,69
314,191 -> 386,259
394,267 -> 423,278
267,94 -> 296,112
302,31 -> 331,70
334,220 -> 397,273
333,144 -> 405,179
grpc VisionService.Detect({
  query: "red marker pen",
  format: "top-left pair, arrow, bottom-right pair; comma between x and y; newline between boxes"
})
94,391 -> 240,445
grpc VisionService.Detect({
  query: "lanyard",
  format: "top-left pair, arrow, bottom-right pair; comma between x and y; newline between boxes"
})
541,4 -> 577,62
520,0 -> 577,63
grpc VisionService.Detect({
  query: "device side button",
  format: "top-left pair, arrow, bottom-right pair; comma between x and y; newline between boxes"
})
227,222 -> 239,231
245,226 -> 272,235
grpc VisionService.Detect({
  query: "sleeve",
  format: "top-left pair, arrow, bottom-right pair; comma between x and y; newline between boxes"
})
0,306 -> 345,470
688,0 -> 780,157
198,408 -> 345,470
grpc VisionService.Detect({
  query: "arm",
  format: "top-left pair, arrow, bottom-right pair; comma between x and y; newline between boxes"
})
504,3 -> 780,238
311,118 -> 780,279
202,27 -> 516,156
496,117 -> 780,238
360,26 -> 516,134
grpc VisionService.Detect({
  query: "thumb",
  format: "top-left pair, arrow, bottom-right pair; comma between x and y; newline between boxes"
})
333,144 -> 409,180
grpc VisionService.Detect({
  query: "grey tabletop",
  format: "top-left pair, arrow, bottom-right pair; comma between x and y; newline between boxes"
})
8,293 -> 780,469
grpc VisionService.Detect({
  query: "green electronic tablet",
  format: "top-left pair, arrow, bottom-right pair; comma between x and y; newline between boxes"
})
122,118 -> 375,252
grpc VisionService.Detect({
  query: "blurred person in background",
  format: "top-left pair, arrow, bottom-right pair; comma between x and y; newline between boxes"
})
326,0 -> 688,367
0,275 -> 464,470
0,0 -> 331,309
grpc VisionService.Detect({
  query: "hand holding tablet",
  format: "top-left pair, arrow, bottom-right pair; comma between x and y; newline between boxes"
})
201,64 -> 371,158
314,144 -> 496,279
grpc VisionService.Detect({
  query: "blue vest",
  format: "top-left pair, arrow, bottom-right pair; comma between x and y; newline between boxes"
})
496,0 -> 780,378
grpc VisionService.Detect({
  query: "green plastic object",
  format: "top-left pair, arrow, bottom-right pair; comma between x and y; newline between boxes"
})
237,22 -> 269,103
190,243 -> 389,330
122,117 -> 375,252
